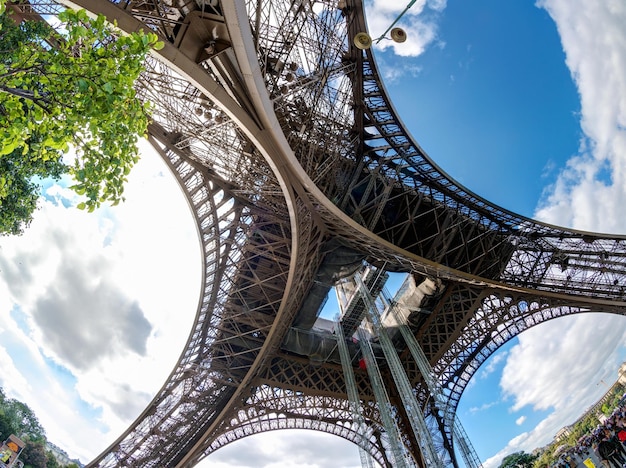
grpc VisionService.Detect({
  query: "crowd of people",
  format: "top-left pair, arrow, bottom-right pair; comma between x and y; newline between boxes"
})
553,405 -> 626,468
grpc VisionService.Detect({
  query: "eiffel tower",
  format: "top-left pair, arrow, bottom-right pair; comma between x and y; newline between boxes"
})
14,1 -> 626,466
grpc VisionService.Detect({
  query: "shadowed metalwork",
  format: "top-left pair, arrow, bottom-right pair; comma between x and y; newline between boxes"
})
11,0 -> 626,466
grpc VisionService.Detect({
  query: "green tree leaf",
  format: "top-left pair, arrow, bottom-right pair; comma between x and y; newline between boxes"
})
0,6 -> 160,235
499,451 -> 537,468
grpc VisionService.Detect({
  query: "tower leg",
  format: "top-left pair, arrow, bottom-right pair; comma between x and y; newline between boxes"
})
355,273 -> 443,468
334,319 -> 376,468
382,288 -> 483,468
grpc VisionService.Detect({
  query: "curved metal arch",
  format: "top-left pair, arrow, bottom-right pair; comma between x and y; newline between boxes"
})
15,1 -> 626,466
441,299 -> 626,410
187,356 -> 392,466
208,422 -> 387,467
233,0 -> 626,306
82,127 -> 297,466
194,389 -> 389,468
427,296 -> 626,458
56,0 -> 626,317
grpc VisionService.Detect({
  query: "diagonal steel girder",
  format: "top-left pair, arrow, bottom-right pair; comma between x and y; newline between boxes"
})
13,0 -> 626,466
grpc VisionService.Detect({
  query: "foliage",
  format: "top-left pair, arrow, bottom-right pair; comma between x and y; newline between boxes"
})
0,396 -> 45,442
0,142 -> 64,234
598,385 -> 624,415
574,413 -> 600,436
532,449 -> 554,468
499,450 -> 537,468
608,384 -> 625,410
0,388 -> 79,467
0,410 -> 17,441
0,4 -> 162,234
20,441 -> 47,468
46,450 -> 60,468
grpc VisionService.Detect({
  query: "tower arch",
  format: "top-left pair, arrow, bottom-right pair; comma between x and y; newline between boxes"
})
12,1 -> 626,466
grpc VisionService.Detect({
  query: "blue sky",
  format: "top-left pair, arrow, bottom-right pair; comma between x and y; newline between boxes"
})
381,0 -> 581,216
1,1 -> 626,467
370,1 -> 626,466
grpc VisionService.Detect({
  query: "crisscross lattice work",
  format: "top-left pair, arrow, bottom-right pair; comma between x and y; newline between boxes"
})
11,0 -> 626,466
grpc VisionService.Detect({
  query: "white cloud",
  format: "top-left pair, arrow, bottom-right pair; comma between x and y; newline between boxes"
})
0,311 -> 113,461
469,401 -> 498,415
0,141 -> 200,461
379,59 -> 424,84
200,430 -> 365,468
365,0 -> 446,58
515,416 -> 526,426
479,351 -> 507,379
501,315 -> 624,414
535,0 -> 626,233
479,2 -> 626,466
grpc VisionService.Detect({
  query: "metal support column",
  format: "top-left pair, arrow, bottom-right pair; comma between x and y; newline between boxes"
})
354,273 -> 444,468
453,422 -> 483,468
357,327 -> 410,468
380,289 -> 483,468
335,319 -> 376,468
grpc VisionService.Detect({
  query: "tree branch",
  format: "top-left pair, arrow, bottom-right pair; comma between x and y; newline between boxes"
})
0,85 -> 51,113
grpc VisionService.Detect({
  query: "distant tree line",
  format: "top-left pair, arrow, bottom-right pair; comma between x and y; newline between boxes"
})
0,388 -> 79,468
499,451 -> 537,468
601,386 -> 625,416
499,383 -> 625,468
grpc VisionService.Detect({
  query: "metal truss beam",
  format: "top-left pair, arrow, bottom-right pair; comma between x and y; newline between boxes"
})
11,1 -> 626,466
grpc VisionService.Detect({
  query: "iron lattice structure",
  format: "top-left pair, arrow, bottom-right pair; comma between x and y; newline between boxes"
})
11,0 -> 626,466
